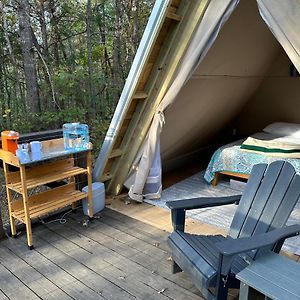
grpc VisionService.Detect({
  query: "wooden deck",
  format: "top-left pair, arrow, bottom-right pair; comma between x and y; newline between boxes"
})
0,208 -> 205,300
107,195 -> 300,263
1,199 -> 298,300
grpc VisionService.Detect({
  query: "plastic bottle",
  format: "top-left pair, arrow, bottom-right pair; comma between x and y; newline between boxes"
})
77,124 -> 89,149
63,123 -> 80,150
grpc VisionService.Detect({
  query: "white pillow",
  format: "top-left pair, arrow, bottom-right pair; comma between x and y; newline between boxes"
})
263,122 -> 300,138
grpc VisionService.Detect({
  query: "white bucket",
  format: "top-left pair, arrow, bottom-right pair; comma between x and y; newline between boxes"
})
82,182 -> 105,216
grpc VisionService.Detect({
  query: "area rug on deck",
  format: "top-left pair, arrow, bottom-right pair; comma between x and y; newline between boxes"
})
144,171 -> 300,255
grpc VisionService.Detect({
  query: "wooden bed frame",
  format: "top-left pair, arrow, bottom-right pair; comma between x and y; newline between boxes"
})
211,171 -> 250,186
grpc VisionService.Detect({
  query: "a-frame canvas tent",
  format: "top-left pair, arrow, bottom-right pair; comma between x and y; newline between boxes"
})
93,0 -> 300,200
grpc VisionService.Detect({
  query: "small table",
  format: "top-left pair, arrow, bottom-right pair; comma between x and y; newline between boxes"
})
0,138 -> 94,249
236,252 -> 300,300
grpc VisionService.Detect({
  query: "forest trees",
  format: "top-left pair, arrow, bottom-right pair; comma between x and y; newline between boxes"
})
0,0 -> 154,148
0,0 -> 154,230
18,0 -> 41,113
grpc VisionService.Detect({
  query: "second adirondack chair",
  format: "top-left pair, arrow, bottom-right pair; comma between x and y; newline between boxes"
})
166,161 -> 300,300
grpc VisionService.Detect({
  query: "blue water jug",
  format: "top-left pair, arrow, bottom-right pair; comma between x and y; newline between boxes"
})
63,122 -> 79,150
78,124 -> 89,149
63,123 -> 89,150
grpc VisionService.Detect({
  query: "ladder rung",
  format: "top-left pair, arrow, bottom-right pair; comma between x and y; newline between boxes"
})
133,91 -> 148,99
109,149 -> 123,159
167,6 -> 182,22
166,11 -> 182,22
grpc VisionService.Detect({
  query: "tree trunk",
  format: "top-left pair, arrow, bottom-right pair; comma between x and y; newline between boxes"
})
1,1 -> 25,113
0,51 -> 7,237
3,64 -> 12,127
132,0 -> 140,53
0,48 -> 6,128
86,0 -> 95,116
49,0 -> 60,67
97,3 -> 112,116
38,0 -> 48,56
112,0 -> 122,105
17,0 -> 41,113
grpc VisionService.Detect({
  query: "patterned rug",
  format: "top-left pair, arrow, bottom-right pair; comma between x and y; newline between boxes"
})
145,171 -> 300,255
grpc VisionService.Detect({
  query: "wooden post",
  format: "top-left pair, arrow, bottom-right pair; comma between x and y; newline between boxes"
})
71,175 -> 77,210
70,154 -> 77,210
20,165 -> 33,249
87,150 -> 94,218
211,173 -> 219,186
3,162 -> 16,237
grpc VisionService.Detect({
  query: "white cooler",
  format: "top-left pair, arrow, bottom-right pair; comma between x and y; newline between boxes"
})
82,182 -> 105,215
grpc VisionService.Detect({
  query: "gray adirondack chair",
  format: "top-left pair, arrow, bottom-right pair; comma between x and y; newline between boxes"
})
166,161 -> 300,300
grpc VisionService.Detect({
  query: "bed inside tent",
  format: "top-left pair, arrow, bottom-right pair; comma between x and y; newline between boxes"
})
94,0 -> 300,206
160,0 -> 300,188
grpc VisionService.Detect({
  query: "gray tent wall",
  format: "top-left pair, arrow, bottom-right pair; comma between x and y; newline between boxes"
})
236,48 -> 300,135
160,0 -> 281,164
94,0 -> 300,199
125,0 -> 241,201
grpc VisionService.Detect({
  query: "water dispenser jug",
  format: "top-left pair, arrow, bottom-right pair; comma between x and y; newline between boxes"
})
63,123 -> 79,150
63,123 -> 89,150
78,124 -> 89,149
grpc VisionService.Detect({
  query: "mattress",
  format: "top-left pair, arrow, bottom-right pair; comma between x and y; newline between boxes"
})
204,132 -> 300,183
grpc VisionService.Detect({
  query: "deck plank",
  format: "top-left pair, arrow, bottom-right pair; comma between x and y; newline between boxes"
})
48,213 -> 202,298
99,211 -> 170,250
0,263 -> 40,300
0,208 -> 204,300
65,211 -> 203,295
39,289 -> 74,300
36,238 -> 172,300
0,246 -> 66,298
6,236 -> 139,300
59,280 -> 105,300
68,211 -> 169,258
2,239 -> 77,289
0,290 -> 9,300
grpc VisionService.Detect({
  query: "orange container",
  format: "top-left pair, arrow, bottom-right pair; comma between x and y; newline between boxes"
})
1,131 -> 19,154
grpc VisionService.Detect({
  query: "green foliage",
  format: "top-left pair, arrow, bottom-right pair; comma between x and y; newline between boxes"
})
0,0 -> 154,156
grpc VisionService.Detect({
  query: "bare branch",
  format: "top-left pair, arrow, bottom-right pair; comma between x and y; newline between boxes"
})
34,46 -> 61,111
47,29 -> 87,48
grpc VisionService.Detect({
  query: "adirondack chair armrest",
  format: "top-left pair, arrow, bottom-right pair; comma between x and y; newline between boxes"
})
167,195 -> 241,232
214,224 -> 300,278
216,224 -> 300,257
166,194 -> 242,210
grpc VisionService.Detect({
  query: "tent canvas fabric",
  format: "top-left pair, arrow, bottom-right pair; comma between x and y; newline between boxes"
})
124,0 -> 241,201
257,0 -> 300,73
94,0 -> 300,201
124,0 -> 300,201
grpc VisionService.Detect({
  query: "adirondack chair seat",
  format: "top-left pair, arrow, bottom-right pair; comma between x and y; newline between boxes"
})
168,232 -> 248,289
166,161 -> 300,300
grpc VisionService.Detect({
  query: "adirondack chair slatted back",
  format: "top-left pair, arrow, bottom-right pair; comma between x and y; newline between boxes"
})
229,161 -> 300,257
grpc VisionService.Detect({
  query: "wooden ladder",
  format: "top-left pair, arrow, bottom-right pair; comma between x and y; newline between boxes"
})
101,0 -> 210,195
